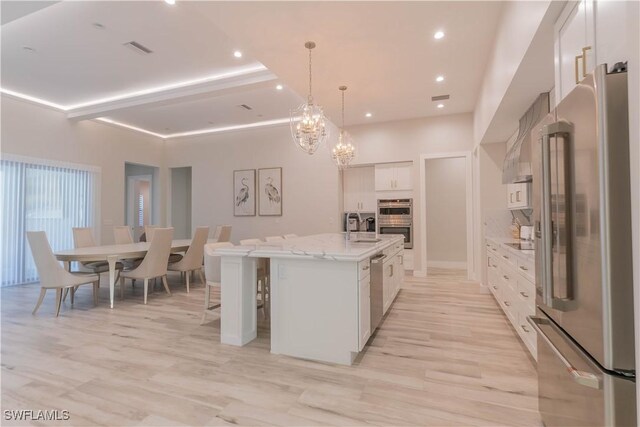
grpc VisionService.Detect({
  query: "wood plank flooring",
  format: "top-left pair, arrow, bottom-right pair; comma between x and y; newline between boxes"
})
1,269 -> 541,426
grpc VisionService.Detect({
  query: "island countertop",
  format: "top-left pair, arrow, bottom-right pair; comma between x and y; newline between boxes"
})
216,233 -> 404,262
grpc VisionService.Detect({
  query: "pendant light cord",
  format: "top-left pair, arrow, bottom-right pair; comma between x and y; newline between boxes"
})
308,47 -> 313,103
341,90 -> 345,129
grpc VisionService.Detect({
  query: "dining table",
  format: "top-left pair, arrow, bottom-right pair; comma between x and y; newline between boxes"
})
54,239 -> 203,308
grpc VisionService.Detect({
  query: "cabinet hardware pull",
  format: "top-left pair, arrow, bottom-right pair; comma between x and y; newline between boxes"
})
504,301 -> 511,307
519,265 -> 528,271
510,193 -> 514,203
516,191 -> 521,202
575,54 -> 583,84
363,265 -> 370,270
520,291 -> 529,298
521,325 -> 530,333
503,275 -> 509,280
492,285 -> 498,290
502,255 -> 509,259
581,46 -> 592,77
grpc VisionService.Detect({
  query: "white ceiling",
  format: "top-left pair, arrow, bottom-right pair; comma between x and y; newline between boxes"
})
1,1 -> 506,138
104,85 -> 303,135
189,1 -> 504,126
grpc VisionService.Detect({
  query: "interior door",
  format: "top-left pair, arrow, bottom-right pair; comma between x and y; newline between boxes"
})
127,175 -> 152,242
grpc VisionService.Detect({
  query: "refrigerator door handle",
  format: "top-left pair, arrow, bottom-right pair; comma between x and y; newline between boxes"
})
540,121 -> 574,310
528,316 -> 601,390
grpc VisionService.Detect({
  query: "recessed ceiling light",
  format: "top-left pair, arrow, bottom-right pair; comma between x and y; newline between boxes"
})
434,31 -> 445,40
164,0 -> 176,5
436,75 -> 444,82
437,104 -> 444,109
92,22 -> 105,30
233,50 -> 243,58
22,46 -> 36,53
365,112 -> 373,118
276,84 -> 283,90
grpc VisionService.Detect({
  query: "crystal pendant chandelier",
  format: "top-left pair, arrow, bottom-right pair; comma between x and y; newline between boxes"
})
290,41 -> 328,155
331,86 -> 355,169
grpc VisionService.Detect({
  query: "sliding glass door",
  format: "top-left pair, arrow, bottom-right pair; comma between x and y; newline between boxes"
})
1,157 -> 98,286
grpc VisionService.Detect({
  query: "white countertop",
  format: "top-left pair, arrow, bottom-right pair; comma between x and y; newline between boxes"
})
486,236 -> 535,261
216,233 -> 404,262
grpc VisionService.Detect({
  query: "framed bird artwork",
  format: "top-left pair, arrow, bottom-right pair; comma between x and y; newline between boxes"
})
233,169 -> 256,216
258,167 -> 282,216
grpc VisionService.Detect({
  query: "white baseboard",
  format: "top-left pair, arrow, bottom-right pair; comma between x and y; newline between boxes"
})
426,260 -> 467,269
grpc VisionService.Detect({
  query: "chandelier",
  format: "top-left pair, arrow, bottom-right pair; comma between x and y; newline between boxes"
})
331,85 -> 355,169
290,41 -> 328,155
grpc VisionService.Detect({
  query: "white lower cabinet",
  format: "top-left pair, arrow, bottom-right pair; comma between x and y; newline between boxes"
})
486,238 -> 537,360
382,245 -> 404,315
358,276 -> 371,350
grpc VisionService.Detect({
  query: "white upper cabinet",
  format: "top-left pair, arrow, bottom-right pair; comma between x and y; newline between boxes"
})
343,166 -> 376,212
554,0 -> 628,104
554,0 -> 595,103
374,162 -> 412,191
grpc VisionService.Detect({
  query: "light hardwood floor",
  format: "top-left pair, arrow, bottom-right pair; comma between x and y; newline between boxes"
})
1,269 -> 541,426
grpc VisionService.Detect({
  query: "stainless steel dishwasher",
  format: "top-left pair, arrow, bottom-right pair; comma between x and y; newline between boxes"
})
370,253 -> 386,330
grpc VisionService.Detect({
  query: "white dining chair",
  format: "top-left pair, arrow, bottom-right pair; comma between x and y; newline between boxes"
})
213,225 -> 232,243
202,241 -> 234,323
113,226 -> 134,244
283,234 -> 298,239
119,227 -> 173,304
168,226 -> 209,293
239,239 -> 269,317
265,236 -> 285,242
73,227 -> 123,284
143,225 -> 160,242
27,231 -> 100,316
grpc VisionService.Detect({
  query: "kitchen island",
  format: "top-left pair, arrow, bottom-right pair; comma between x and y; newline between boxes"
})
216,233 -> 405,365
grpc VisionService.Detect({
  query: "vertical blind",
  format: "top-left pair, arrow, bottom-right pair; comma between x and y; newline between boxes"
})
1,157 -> 98,286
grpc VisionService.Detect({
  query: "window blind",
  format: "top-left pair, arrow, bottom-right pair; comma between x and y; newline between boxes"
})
0,157 -> 98,286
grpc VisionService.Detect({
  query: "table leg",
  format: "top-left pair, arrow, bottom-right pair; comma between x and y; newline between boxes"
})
107,255 -> 118,309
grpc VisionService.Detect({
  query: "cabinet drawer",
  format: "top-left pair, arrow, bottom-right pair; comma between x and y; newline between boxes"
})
497,247 -> 515,267
517,309 -> 537,359
516,276 -> 535,314
500,267 -> 518,293
486,240 -> 499,254
358,259 -> 371,279
516,257 -> 535,282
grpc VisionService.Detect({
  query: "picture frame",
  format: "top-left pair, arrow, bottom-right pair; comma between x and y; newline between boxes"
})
233,169 -> 256,216
258,167 -> 282,216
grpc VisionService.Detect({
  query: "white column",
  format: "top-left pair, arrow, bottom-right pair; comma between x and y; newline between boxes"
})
220,254 -> 257,346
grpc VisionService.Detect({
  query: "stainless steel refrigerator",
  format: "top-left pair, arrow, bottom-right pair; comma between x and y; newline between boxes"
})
529,64 -> 636,426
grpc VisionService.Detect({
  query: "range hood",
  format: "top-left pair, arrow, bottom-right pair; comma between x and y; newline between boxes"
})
502,93 -> 550,183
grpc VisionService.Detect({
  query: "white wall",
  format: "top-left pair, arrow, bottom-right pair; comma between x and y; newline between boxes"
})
0,95 -> 166,244
473,1 -> 552,145
425,157 -> 467,266
164,123 -> 343,243
170,167 -> 192,239
347,113 -> 475,275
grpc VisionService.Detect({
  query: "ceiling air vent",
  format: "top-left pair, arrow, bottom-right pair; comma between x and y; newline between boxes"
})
238,104 -> 253,110
431,95 -> 450,101
123,41 -> 153,55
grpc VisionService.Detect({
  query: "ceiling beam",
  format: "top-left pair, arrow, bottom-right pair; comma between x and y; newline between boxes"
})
66,68 -> 277,121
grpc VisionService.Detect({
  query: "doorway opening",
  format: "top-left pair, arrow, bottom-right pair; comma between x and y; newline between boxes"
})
125,163 -> 159,242
420,153 -> 473,279
170,167 -> 192,239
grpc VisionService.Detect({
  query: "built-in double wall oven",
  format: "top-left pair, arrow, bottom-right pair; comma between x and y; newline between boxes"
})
377,199 -> 412,249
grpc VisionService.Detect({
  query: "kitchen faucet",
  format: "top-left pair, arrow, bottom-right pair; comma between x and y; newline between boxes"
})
345,211 -> 362,241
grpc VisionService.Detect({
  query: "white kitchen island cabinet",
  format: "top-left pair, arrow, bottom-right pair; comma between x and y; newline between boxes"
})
216,233 -> 404,365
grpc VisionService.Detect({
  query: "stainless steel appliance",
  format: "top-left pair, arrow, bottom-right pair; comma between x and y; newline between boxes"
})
529,64 -> 636,426
377,199 -> 412,248
370,253 -> 385,330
